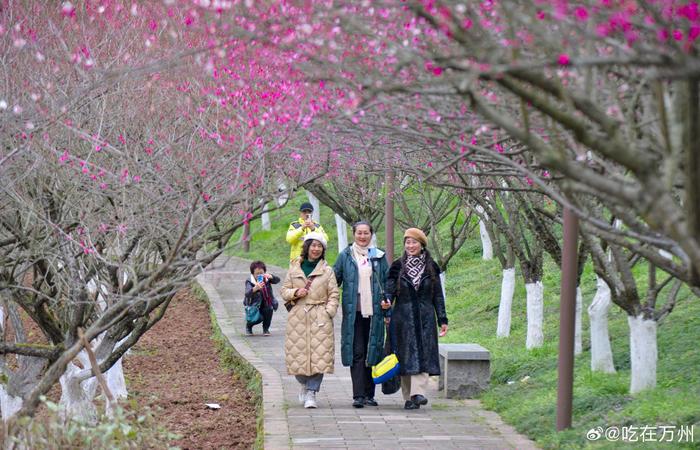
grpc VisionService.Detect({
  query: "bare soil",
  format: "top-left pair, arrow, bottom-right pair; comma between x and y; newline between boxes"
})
123,288 -> 257,449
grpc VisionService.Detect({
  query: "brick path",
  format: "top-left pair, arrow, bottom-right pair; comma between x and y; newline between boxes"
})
197,256 -> 538,449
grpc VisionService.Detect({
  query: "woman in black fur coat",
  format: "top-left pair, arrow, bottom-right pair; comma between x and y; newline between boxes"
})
385,228 -> 448,410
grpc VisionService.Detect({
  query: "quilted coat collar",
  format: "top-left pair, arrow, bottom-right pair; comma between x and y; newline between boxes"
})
290,257 -> 328,279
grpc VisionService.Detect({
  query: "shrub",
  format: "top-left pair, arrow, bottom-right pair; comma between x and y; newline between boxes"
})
9,396 -> 180,450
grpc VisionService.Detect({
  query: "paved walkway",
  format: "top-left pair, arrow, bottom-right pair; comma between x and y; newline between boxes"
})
197,256 -> 538,450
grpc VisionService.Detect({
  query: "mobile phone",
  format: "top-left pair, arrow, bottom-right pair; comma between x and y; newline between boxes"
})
257,275 -> 264,283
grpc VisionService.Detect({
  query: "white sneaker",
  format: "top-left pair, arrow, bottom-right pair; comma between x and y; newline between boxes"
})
304,390 -> 317,409
298,385 -> 307,405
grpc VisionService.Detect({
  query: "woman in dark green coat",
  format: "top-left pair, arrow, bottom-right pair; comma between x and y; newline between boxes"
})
333,221 -> 390,408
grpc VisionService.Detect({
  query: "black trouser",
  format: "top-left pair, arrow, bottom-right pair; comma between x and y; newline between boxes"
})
351,315 -> 375,400
247,305 -> 273,332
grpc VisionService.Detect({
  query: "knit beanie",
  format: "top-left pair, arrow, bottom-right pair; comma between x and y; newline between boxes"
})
304,231 -> 327,249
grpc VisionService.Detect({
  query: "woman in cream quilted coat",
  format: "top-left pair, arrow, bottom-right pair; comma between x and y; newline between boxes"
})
281,232 -> 339,409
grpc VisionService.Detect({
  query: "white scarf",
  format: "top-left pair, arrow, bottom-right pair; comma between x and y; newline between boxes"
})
352,242 -> 373,318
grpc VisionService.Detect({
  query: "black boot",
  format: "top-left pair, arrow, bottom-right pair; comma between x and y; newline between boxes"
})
404,400 -> 420,410
411,394 -> 428,406
352,397 -> 365,408
364,397 -> 378,406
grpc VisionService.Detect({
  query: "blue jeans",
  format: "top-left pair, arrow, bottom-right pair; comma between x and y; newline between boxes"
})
295,374 -> 324,392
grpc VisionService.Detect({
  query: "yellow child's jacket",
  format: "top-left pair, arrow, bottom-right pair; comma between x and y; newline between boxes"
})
285,217 -> 329,261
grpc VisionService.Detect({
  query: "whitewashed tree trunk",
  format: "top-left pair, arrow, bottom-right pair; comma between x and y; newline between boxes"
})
103,337 -> 130,401
439,271 -> 447,302
658,249 -> 673,260
59,361 -> 97,423
588,276 -> 615,373
628,315 -> 657,393
306,191 -> 320,222
0,387 -> 23,421
58,331 -> 128,420
575,286 -> 583,355
474,205 -> 493,260
479,220 -> 493,260
105,358 -> 128,399
277,182 -> 288,206
261,202 -> 271,231
525,281 -> 544,349
497,268 -> 516,338
335,214 -> 348,251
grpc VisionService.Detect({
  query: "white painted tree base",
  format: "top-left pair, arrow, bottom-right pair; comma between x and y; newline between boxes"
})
439,272 -> 447,304
526,281 -> 544,349
335,214 -> 348,252
59,362 -> 98,423
276,181 -> 288,206
105,358 -> 128,400
57,347 -> 128,420
658,249 -> 673,260
575,286 -> 583,355
0,387 -> 23,422
588,277 -> 615,373
261,203 -> 271,231
496,268 -> 515,338
628,315 -> 657,393
479,220 -> 493,260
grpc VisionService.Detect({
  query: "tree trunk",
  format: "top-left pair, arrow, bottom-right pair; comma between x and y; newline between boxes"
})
335,214 -> 348,252
58,361 -> 97,423
0,387 -> 23,422
588,276 -> 615,373
628,314 -> 657,393
104,358 -> 128,400
684,78 -> 700,286
575,286 -> 583,355
276,181 -> 288,206
496,267 -> 516,338
525,281 -> 544,349
658,249 -> 673,260
261,202 -> 271,231
307,191 -> 320,222
242,221 -> 250,253
439,271 -> 447,303
479,219 -> 493,260
475,205 -> 493,260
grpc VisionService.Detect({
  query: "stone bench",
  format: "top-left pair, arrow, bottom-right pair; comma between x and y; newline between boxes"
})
438,343 -> 491,399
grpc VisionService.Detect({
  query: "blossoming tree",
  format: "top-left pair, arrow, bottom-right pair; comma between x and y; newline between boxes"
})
0,0 -> 330,423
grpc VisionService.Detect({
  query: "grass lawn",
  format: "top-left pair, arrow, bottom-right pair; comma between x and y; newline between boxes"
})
227,190 -> 700,449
